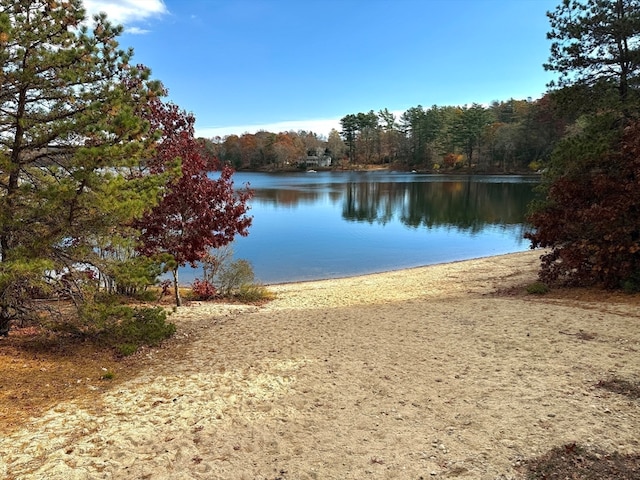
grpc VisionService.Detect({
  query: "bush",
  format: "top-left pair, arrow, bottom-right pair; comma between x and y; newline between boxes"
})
201,245 -> 234,284
79,302 -> 176,356
236,283 -> 275,302
105,256 -> 163,297
621,271 -> 640,293
191,278 -> 217,300
216,259 -> 255,296
203,253 -> 273,302
526,119 -> 640,288
118,306 -> 175,346
526,281 -> 550,295
528,160 -> 544,172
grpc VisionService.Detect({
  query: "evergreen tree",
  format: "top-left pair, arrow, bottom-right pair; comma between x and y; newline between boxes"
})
0,0 -> 167,334
545,0 -> 640,116
527,0 -> 640,288
452,104 -> 494,167
340,114 -> 358,163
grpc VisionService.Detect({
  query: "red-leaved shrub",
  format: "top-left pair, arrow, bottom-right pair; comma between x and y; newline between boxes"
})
191,279 -> 217,300
526,121 -> 640,288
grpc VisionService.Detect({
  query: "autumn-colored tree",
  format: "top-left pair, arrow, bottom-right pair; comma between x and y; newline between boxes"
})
526,0 -> 640,289
273,132 -> 305,167
526,120 -> 640,288
135,99 -> 252,306
238,134 -> 258,169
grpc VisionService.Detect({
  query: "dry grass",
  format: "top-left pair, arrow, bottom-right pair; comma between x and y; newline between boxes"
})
0,325 -> 137,435
0,295 -> 190,436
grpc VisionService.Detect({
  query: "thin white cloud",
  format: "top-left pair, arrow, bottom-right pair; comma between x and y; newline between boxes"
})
83,0 -> 168,27
125,26 -> 150,35
196,118 -> 344,139
195,111 -> 407,139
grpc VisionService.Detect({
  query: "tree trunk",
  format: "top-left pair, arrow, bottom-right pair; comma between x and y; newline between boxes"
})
172,268 -> 182,307
0,308 -> 10,337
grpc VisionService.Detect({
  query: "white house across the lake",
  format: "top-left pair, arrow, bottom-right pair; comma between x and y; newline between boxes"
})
297,154 -> 332,168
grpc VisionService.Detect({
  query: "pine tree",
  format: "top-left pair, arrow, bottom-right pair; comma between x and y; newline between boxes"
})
526,0 -> 640,288
0,0 -> 168,334
545,0 -> 640,116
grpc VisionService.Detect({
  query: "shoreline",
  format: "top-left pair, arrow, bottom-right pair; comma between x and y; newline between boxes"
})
249,165 -> 542,177
2,250 -> 639,479
177,248 -> 538,287
257,250 -> 546,314
264,249 -> 540,287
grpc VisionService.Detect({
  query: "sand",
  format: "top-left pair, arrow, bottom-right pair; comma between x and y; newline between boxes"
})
1,250 -> 639,479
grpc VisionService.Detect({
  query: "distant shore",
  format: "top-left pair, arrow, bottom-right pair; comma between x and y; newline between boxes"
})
248,162 -> 542,176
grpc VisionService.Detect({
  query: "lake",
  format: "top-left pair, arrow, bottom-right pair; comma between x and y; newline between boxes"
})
181,171 -> 540,284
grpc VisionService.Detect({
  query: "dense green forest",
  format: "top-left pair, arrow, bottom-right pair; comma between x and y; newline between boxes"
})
205,96 -> 569,173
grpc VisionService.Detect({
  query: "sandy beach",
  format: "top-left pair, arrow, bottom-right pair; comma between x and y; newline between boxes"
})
1,250 -> 639,479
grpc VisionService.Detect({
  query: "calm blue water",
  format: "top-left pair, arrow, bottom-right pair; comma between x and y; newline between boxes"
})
180,171 -> 539,284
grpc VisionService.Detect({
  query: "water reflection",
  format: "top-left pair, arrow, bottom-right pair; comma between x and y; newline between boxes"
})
200,172 -> 539,283
400,180 -> 533,231
247,174 -> 537,232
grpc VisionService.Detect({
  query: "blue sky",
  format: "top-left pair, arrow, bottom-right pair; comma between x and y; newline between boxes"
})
84,0 -> 560,138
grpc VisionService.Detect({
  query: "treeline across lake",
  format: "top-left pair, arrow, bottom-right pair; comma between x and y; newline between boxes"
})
203,95 -> 569,173
341,178 -> 537,231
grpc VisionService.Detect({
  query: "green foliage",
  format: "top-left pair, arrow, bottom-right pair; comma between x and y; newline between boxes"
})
545,0 -> 640,113
200,248 -> 272,301
543,114 -> 623,180
106,256 -> 163,297
400,106 -> 444,166
451,104 -> 495,166
216,259 -> 255,296
528,160 -> 544,172
236,283 -> 275,302
621,271 -> 640,293
95,235 -> 171,298
79,302 -> 175,356
134,289 -> 162,302
0,258 -> 55,335
0,0 -> 172,334
526,281 -> 550,295
116,344 -> 136,356
525,0 -> 640,290
214,95 -> 569,173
